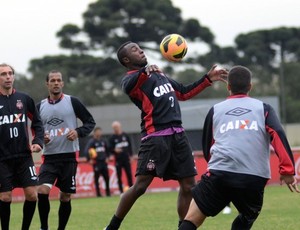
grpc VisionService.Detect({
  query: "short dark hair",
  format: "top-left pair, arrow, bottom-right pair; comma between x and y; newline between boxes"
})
228,65 -> 252,95
94,127 -> 102,132
0,63 -> 15,74
117,41 -> 132,67
46,70 -> 62,82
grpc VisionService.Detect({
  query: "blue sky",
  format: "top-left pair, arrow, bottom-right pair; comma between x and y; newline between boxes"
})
1,0 -> 299,74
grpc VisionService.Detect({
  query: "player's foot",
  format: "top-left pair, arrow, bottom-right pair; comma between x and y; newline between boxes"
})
222,206 -> 231,214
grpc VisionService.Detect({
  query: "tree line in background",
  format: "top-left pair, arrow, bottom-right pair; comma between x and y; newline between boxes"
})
15,0 -> 300,123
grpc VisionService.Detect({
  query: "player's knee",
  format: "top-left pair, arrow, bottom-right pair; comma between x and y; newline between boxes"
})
37,184 -> 52,194
60,192 -> 71,202
132,183 -> 148,196
25,192 -> 37,201
179,177 -> 196,193
179,182 -> 194,194
0,192 -> 12,202
24,187 -> 38,201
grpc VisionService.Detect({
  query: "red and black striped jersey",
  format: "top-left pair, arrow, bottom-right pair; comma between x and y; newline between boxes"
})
121,68 -> 212,137
0,90 -> 44,160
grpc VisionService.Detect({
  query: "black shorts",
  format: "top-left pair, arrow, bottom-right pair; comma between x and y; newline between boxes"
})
0,156 -> 37,192
38,154 -> 78,194
192,170 -> 267,217
136,132 -> 197,180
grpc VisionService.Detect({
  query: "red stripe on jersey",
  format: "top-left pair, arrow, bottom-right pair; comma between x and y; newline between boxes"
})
128,72 -> 148,98
142,94 -> 155,134
129,73 -> 155,134
175,77 -> 211,101
266,125 -> 295,175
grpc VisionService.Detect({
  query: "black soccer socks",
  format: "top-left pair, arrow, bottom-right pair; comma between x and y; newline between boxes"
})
106,215 -> 123,230
0,200 -> 11,230
58,200 -> 72,230
38,193 -> 50,230
21,200 -> 36,230
178,220 -> 197,230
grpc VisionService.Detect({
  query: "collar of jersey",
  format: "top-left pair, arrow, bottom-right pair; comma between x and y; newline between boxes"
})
47,94 -> 64,104
227,94 -> 249,99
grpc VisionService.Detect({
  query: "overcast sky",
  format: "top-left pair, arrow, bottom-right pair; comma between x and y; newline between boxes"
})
0,0 -> 299,74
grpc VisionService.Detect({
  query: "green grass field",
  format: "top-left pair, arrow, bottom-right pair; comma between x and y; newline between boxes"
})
10,185 -> 300,229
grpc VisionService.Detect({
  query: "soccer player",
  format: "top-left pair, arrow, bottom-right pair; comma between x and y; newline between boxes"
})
104,42 -> 227,229
0,63 -> 44,230
37,70 -> 95,230
109,121 -> 133,194
179,65 -> 300,230
85,127 -> 111,197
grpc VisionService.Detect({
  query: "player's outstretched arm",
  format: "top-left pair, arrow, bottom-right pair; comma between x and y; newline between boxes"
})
280,174 -> 300,193
207,64 -> 228,83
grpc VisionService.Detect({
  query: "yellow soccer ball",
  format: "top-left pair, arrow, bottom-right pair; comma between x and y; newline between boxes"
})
160,34 -> 188,62
88,148 -> 97,159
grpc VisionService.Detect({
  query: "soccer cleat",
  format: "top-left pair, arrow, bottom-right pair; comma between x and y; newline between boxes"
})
222,206 -> 232,214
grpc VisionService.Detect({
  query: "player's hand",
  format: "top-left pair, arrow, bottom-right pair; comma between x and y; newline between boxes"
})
145,65 -> 160,76
280,175 -> 300,193
67,129 -> 78,141
207,64 -> 228,83
31,144 -> 42,153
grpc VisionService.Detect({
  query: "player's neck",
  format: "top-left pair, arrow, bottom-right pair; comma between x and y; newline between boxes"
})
0,87 -> 13,96
49,92 -> 63,101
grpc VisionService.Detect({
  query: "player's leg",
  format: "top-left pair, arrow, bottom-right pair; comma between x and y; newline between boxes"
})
115,162 -> 123,193
106,174 -> 154,230
180,172 -> 229,229
177,176 -> 196,220
102,164 -> 111,196
15,157 -> 38,230
105,136 -> 161,229
0,191 -> 12,230
179,199 -> 206,230
94,165 -> 101,197
56,161 -> 77,230
37,162 -> 56,230
0,160 -> 14,230
171,132 -> 197,223
231,188 -> 265,230
22,186 -> 37,230
37,184 -> 52,230
124,160 -> 133,187
58,192 -> 72,230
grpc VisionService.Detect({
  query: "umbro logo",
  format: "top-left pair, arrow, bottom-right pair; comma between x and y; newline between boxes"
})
47,118 -> 64,126
225,107 -> 251,116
